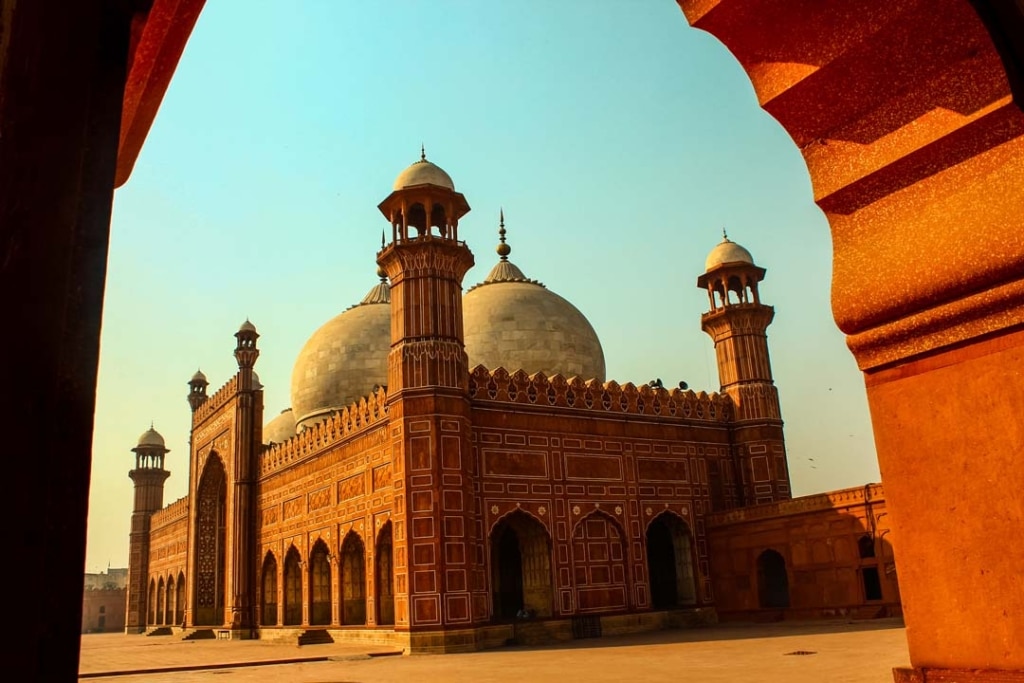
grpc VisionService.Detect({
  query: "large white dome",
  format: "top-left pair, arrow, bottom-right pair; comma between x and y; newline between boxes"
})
289,280 -> 391,431
463,260 -> 605,381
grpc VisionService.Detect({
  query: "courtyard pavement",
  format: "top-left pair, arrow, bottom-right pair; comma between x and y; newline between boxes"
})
80,619 -> 910,682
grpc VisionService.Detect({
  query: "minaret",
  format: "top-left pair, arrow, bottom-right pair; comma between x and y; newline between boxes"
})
375,151 -> 486,639
697,233 -> 790,505
125,425 -> 171,633
230,319 -> 261,634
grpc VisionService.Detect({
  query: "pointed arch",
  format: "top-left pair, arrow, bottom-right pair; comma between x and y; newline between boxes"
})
756,549 -> 790,609
261,551 -> 278,626
165,575 -> 174,625
148,577 -> 157,625
571,510 -> 628,613
193,453 -> 227,625
283,545 -> 302,626
309,539 -> 331,625
340,530 -> 366,625
157,576 -> 166,625
375,521 -> 394,626
489,509 -> 554,619
645,511 -> 697,608
175,571 -> 185,626
488,506 -> 550,538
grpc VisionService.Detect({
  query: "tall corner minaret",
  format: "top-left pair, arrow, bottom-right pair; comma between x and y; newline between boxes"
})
125,425 -> 171,633
374,149 -> 484,636
697,232 -> 790,505
230,319 -> 261,633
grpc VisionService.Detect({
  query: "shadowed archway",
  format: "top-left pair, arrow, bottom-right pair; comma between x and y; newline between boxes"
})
340,531 -> 367,625
261,552 -> 278,626
646,512 -> 697,609
376,522 -> 394,626
309,540 -> 331,625
756,549 -> 790,609
283,546 -> 302,626
490,511 -> 554,619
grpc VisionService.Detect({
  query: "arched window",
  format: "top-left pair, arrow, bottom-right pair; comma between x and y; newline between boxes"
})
756,549 -> 790,609
858,534 -> 876,559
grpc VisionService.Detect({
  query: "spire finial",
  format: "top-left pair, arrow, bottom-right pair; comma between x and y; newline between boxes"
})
381,228 -> 386,250
496,207 -> 511,261
420,143 -> 426,162
149,420 -> 154,430
722,226 -> 729,241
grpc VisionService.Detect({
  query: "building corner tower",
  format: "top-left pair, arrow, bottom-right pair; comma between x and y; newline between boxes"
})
698,234 -> 790,505
125,426 -> 171,633
376,152 -> 487,648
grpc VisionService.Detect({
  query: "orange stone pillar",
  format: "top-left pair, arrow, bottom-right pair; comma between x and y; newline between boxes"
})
678,1 -> 1024,679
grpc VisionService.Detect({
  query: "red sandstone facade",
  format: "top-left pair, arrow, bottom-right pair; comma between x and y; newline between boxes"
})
125,163 -> 892,651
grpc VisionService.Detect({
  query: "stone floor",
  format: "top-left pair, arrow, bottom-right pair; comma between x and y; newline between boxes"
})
80,619 -> 910,682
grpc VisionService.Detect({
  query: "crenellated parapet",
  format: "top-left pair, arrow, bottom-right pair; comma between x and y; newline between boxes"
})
708,483 -> 885,527
150,496 -> 189,529
468,365 -> 732,423
260,387 -> 389,476
192,375 -> 239,425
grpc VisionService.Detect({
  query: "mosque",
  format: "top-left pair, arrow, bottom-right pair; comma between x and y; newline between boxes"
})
124,154 -> 900,650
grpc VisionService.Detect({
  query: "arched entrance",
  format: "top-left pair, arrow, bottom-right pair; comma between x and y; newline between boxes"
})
571,511 -> 628,612
261,552 -> 278,626
309,540 -> 331,625
283,546 -> 302,626
157,576 -> 166,625
490,511 -> 553,619
193,454 -> 226,625
175,572 -> 185,625
376,522 -> 394,626
340,531 -> 366,625
148,578 -> 156,625
165,576 -> 174,625
757,549 -> 790,609
645,512 -> 697,608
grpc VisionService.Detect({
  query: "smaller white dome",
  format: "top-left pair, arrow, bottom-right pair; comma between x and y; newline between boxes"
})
263,408 -> 296,445
393,159 -> 454,191
705,237 -> 754,271
136,426 -> 165,449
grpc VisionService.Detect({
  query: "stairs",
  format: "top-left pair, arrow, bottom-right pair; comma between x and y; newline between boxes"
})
145,626 -> 173,636
297,629 -> 335,646
182,628 -> 216,640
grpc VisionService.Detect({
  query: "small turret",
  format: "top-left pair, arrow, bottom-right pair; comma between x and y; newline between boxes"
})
187,369 -> 208,412
234,320 -> 259,370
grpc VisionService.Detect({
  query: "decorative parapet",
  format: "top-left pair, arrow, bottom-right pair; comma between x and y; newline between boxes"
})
150,496 -> 188,529
260,387 -> 388,477
193,375 -> 239,425
467,365 -> 732,423
708,483 -> 885,527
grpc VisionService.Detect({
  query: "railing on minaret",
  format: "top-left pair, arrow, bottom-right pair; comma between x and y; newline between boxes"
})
125,426 -> 171,633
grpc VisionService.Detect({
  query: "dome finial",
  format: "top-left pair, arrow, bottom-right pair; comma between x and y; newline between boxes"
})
722,226 -> 729,241
420,143 -> 426,162
381,228 -> 386,250
496,208 -> 511,261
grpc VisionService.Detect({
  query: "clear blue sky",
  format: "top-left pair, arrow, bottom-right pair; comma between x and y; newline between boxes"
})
86,0 -> 879,571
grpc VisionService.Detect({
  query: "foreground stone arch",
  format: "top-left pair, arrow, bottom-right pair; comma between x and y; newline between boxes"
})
677,1 -> 1024,677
